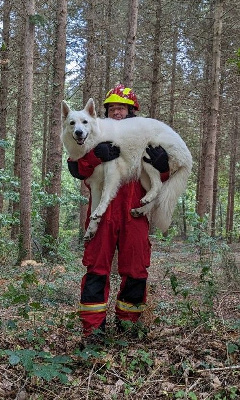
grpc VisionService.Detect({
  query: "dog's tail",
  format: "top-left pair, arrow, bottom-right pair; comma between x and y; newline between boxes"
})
151,163 -> 192,233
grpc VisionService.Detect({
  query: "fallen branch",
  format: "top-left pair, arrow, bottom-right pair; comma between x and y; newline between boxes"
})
196,364 -> 240,373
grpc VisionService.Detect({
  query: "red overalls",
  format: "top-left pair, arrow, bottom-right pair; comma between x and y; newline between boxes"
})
77,150 -> 169,336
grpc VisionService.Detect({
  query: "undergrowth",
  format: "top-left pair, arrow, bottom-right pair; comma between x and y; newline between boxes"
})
0,216 -> 239,398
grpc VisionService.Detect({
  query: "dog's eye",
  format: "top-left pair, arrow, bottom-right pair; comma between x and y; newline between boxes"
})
82,120 -> 88,124
70,121 -> 75,125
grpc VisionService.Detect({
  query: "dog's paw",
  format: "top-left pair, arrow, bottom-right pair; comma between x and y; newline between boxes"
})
140,199 -> 149,205
90,214 -> 102,221
131,208 -> 143,218
83,231 -> 95,241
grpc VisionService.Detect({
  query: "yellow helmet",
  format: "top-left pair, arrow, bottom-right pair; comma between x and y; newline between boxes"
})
103,84 -> 139,110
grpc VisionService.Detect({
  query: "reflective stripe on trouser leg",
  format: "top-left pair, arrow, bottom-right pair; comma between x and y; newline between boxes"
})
115,276 -> 147,322
79,303 -> 107,336
115,300 -> 146,313
80,273 -> 109,336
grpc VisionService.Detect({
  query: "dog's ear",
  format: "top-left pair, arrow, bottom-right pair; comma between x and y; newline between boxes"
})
84,98 -> 97,119
62,100 -> 70,120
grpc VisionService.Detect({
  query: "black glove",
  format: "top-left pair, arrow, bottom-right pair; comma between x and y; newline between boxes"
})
67,160 -> 86,180
94,141 -> 120,162
143,145 -> 169,173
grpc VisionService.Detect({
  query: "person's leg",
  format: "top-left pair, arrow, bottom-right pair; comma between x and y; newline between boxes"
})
80,272 -> 109,336
80,217 -> 118,337
115,215 -> 151,323
116,276 -> 147,323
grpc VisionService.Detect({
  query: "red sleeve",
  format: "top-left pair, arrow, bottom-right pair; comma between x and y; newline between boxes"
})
160,171 -> 170,182
77,149 -> 102,178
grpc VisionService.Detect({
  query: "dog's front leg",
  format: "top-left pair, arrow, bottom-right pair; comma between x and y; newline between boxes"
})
90,161 -> 121,220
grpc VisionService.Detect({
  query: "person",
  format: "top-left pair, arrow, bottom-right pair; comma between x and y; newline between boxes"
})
67,84 -> 170,342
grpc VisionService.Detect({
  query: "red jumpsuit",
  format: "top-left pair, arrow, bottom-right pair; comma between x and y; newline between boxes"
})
77,149 -> 169,336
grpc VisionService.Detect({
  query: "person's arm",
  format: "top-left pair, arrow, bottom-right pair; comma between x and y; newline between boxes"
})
67,142 -> 120,180
143,145 -> 170,182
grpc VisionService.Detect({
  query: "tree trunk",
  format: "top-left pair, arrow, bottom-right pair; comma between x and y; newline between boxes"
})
226,113 -> 238,243
0,0 -> 11,213
211,75 -> 223,236
196,0 -> 223,230
123,0 -> 139,87
10,6 -> 24,239
83,0 -> 98,104
104,0 -> 113,98
196,31 -> 212,212
169,25 -> 178,127
41,37 -> 52,184
211,147 -> 218,236
18,0 -> 35,261
44,0 -> 67,246
11,79 -> 22,239
80,0 -> 98,237
182,198 -> 187,239
150,0 -> 162,120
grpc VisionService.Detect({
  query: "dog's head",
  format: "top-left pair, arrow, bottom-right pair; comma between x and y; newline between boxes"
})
61,98 -> 97,146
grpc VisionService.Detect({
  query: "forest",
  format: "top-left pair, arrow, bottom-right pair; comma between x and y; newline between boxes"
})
0,0 -> 239,399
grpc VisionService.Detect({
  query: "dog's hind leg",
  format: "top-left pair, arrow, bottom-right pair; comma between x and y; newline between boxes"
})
140,162 -> 162,205
131,201 -> 153,218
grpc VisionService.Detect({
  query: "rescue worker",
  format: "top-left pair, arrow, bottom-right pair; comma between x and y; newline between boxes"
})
67,84 -> 170,342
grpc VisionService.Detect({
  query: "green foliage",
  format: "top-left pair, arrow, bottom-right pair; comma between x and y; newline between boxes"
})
0,169 -> 19,200
2,349 -> 72,383
29,14 -> 45,27
164,212 -> 238,327
227,48 -> 240,74
227,341 -> 239,356
119,348 -> 153,377
175,391 -> 197,399
154,226 -> 178,251
0,139 -> 10,148
213,387 -> 239,400
1,269 -> 43,321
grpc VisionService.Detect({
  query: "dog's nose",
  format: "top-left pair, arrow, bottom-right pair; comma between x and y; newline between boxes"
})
75,130 -> 83,137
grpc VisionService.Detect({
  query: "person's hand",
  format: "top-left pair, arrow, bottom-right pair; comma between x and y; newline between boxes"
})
67,160 -> 86,180
94,141 -> 120,162
143,145 -> 169,173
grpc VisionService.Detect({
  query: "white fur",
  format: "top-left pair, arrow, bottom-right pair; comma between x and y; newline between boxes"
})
61,98 -> 192,241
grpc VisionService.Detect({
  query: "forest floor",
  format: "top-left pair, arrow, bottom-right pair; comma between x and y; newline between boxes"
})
0,238 -> 240,399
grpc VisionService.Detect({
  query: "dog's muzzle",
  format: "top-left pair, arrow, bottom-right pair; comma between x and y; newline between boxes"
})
73,130 -> 87,145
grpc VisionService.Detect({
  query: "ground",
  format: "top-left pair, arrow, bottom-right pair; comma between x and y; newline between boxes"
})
0,238 -> 239,399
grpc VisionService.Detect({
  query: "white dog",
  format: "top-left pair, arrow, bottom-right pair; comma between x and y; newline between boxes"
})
61,98 -> 192,241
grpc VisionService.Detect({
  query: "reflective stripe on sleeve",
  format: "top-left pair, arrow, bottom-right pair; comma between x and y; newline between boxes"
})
79,302 -> 107,313
116,300 -> 146,313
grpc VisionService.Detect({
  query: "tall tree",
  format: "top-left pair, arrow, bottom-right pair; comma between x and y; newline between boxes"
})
104,0 -> 113,97
0,0 -> 11,212
83,0 -> 98,104
168,25 -> 178,126
150,0 -> 162,119
11,62 -> 23,240
44,0 -> 67,247
11,5 -> 26,240
41,36 -> 52,184
80,0 -> 103,236
197,0 -> 223,229
18,0 -> 35,261
226,113 -> 238,243
123,0 -> 139,87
